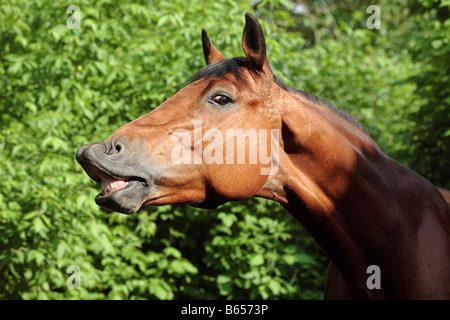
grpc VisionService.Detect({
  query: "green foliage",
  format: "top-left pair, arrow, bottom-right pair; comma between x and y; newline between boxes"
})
406,0 -> 450,188
203,201 -> 326,299
0,0 -> 447,299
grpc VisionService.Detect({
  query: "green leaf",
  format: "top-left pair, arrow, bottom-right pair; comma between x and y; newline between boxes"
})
296,253 -> 315,265
163,247 -> 182,258
443,129 -> 450,137
268,279 -> 282,295
149,279 -> 174,300
217,275 -> 232,296
249,254 -> 264,267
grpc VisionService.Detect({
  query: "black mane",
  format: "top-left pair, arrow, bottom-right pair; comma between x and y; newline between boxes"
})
190,57 -> 364,131
190,57 -> 250,83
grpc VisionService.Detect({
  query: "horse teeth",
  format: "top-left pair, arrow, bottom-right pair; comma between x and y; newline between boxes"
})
102,179 -> 129,196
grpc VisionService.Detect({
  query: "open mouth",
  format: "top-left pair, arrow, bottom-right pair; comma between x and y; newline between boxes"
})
81,161 -> 140,199
101,179 -> 129,196
76,151 -> 150,214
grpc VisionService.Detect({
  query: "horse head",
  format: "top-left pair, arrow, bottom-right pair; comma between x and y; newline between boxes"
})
76,13 -> 281,214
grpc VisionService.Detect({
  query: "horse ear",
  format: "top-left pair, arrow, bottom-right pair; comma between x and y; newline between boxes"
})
202,29 -> 225,65
242,13 -> 272,76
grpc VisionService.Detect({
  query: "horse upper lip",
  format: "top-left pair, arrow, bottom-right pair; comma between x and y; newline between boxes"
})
80,160 -> 121,184
76,143 -> 148,185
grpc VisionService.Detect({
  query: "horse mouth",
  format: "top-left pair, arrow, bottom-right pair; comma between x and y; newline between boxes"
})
101,179 -> 129,196
76,145 -> 150,214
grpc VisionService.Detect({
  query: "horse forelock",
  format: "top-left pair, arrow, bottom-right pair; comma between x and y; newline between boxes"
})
190,57 -> 250,84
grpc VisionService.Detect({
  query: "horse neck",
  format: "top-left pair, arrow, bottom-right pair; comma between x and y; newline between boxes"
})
260,90 -> 450,298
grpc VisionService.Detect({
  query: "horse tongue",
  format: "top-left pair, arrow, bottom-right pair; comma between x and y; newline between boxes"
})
101,178 -> 128,195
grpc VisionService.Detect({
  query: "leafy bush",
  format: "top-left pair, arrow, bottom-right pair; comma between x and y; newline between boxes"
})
405,0 -> 450,188
0,0 -> 446,299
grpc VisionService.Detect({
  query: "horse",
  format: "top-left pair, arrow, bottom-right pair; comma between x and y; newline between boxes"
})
76,13 -> 450,299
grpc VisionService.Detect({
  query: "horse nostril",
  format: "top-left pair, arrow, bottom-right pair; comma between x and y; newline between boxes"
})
113,141 -> 125,154
104,141 -> 125,155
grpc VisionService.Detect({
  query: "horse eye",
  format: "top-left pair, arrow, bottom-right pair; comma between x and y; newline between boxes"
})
211,95 -> 232,106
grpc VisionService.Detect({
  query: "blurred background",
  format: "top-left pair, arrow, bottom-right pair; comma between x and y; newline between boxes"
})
0,0 -> 448,299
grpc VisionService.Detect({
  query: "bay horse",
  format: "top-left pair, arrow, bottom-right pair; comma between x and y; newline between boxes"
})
76,13 -> 450,299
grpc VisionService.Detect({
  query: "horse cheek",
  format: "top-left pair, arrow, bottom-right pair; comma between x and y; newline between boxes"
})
205,163 -> 268,199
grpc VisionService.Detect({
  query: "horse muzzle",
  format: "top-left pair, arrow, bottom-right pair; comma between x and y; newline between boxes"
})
76,142 -> 151,214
